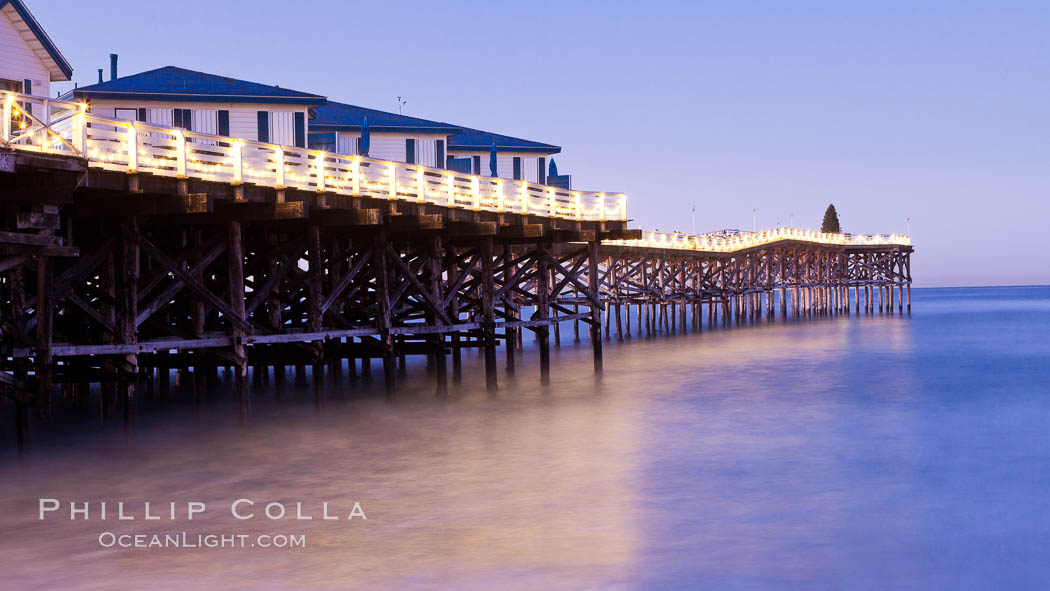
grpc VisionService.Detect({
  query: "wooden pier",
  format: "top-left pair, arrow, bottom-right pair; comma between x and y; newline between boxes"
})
0,91 -> 912,444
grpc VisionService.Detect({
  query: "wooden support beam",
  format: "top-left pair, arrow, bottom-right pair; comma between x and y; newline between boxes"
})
0,231 -> 61,247
445,247 -> 462,383
310,208 -> 381,227
373,235 -> 396,395
16,206 -> 60,230
227,221 -> 249,417
118,217 -> 140,408
503,243 -> 517,375
428,237 -> 448,396
213,201 -> 305,222
588,240 -> 603,373
536,241 -> 551,384
35,254 -> 53,418
307,225 -> 325,395
480,237 -> 498,391
80,192 -> 208,216
388,214 -> 443,232
447,221 -> 497,237
549,229 -> 595,243
0,255 -> 27,273
498,224 -> 545,241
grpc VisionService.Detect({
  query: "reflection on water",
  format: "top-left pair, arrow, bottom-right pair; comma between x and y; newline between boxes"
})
2,286 -> 1049,589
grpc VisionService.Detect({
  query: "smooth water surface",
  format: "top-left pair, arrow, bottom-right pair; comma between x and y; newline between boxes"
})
2,286 -> 1048,590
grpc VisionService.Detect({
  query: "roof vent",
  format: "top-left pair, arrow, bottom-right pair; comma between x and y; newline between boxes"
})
97,69 -> 103,84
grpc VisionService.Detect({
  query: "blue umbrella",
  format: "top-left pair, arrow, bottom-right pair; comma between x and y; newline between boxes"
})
548,158 -> 558,178
359,117 -> 370,157
489,141 -> 498,177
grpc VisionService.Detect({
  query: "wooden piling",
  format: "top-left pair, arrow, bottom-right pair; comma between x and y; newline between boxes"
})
307,224 -> 325,396
226,220 -> 249,416
480,237 -> 498,391
537,241 -> 551,384
588,240 -> 603,374
429,237 -> 448,396
372,236 -> 396,395
35,254 -> 53,419
504,243 -> 517,375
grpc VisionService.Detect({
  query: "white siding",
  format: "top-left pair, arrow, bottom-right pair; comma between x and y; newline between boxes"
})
0,6 -> 49,97
367,132 -> 411,162
448,150 -> 551,182
86,99 -> 311,144
333,132 -> 449,167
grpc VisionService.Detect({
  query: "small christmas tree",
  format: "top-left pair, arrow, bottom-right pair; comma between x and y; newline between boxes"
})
821,204 -> 841,233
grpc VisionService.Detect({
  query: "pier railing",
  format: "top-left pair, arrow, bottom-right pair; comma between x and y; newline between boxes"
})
607,228 -> 911,253
0,91 -> 627,222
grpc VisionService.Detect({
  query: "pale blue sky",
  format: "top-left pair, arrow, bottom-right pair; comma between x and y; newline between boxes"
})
32,0 -> 1050,286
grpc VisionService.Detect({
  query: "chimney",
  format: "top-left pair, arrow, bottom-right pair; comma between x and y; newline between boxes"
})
97,69 -> 103,84
109,53 -> 118,81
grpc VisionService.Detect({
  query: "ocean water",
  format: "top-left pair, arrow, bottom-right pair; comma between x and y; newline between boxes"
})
1,286 -> 1049,590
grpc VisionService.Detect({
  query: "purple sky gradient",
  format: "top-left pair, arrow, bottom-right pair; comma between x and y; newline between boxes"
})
34,0 -> 1050,286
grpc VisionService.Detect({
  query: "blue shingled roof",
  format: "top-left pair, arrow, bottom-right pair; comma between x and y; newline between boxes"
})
72,66 -> 326,105
310,101 -> 460,134
448,127 -> 560,154
0,0 -> 72,80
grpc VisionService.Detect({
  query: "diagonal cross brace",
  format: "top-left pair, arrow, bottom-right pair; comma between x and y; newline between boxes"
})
321,245 -> 372,314
441,253 -> 479,309
137,234 -> 252,334
136,239 -> 227,327
245,243 -> 306,315
543,250 -> 600,307
384,243 -> 451,325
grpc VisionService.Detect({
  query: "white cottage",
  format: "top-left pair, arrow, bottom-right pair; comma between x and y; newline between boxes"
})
308,101 -> 460,168
446,127 -> 562,186
0,0 -> 71,98
70,66 -> 326,148
309,102 -> 567,186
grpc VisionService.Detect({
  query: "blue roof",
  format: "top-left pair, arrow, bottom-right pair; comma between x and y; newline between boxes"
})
311,102 -> 558,152
72,66 -> 326,105
448,127 -> 560,154
0,0 -> 72,80
310,101 -> 460,134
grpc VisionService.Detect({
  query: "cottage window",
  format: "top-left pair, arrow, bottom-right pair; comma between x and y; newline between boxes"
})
405,138 -> 416,164
259,110 -> 305,147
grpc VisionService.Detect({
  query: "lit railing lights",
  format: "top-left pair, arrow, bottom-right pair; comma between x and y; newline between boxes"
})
607,228 -> 911,253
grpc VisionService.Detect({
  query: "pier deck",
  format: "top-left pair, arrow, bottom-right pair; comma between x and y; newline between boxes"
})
0,91 -> 912,439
